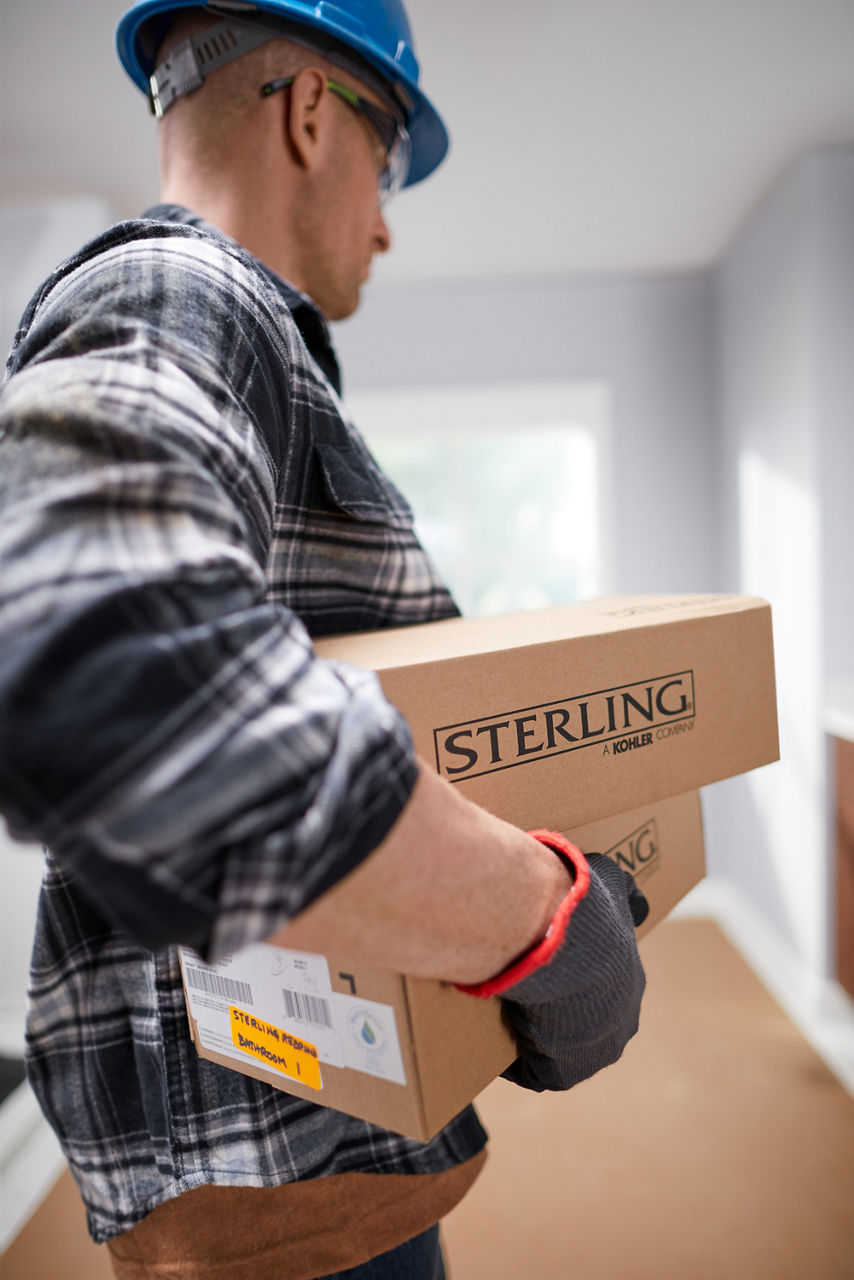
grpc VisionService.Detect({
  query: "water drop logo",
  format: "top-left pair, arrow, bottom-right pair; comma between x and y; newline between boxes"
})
360,1017 -> 377,1046
347,1006 -> 388,1057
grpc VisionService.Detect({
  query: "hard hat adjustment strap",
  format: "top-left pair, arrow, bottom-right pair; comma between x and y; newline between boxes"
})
148,17 -> 272,116
148,8 -> 413,123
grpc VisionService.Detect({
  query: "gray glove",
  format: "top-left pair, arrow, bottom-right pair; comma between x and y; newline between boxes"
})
501,849 -> 647,1090
500,841 -> 647,1093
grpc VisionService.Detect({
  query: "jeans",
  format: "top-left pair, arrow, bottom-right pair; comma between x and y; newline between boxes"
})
318,1225 -> 446,1279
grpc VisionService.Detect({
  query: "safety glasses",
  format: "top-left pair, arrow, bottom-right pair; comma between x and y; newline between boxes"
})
261,76 -> 411,204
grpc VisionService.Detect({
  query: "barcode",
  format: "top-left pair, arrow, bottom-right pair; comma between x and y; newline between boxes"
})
282,988 -> 333,1030
185,966 -> 253,1005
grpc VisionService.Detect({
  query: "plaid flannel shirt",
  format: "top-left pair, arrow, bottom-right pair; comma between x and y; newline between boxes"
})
0,206 -> 487,1243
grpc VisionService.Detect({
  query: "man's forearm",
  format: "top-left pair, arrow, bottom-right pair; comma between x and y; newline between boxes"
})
270,758 -> 572,984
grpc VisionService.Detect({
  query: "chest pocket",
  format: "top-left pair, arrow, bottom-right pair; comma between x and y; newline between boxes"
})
312,431 -> 414,530
268,428 -> 457,637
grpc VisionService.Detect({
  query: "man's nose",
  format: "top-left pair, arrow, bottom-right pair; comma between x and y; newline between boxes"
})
373,206 -> 392,255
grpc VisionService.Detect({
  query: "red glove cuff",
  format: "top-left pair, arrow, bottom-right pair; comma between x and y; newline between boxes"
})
455,830 -> 591,999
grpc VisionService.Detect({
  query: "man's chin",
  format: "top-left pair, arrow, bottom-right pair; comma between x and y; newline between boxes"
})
324,287 -> 363,323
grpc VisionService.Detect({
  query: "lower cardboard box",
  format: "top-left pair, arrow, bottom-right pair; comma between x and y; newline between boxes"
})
179,789 -> 705,1142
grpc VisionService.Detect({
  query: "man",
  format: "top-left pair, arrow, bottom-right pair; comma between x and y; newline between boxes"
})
0,3 -> 646,1276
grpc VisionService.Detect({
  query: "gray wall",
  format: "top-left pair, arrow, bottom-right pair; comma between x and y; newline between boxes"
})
813,154 -> 854,695
335,271 -> 718,598
705,148 -> 854,980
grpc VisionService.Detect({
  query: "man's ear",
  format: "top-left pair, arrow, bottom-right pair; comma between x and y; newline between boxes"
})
285,66 -> 331,170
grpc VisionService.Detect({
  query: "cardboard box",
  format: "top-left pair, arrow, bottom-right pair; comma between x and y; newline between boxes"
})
180,789 -> 705,1141
315,593 -> 778,833
563,788 -> 705,942
180,593 -> 778,1139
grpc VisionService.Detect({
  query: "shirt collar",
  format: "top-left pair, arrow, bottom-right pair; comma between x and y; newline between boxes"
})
142,204 -> 342,396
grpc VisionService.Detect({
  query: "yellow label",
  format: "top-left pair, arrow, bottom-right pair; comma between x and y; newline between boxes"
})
229,1006 -> 321,1090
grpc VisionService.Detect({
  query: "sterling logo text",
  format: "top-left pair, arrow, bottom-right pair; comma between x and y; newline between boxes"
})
433,670 -> 695,781
606,818 -> 660,883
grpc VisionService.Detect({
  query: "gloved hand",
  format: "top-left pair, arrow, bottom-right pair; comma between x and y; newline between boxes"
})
458,831 -> 648,1093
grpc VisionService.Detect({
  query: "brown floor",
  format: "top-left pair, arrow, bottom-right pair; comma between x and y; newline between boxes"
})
3,1166 -> 115,1279
442,918 -> 854,1279
4,919 -> 854,1279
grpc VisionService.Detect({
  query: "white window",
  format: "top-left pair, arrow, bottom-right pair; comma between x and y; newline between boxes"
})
348,380 -> 611,617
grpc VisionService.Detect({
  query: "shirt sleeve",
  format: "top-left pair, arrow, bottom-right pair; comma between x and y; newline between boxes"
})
0,230 -> 417,960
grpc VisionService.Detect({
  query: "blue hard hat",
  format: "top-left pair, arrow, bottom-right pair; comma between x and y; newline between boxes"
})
116,0 -> 449,187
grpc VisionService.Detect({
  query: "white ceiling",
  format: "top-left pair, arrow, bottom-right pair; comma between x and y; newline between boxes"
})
3,0 -> 854,283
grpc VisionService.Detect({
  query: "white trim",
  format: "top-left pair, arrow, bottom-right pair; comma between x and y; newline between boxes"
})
0,1079 -> 65,1252
825,685 -> 854,744
672,877 -> 854,1096
347,379 -> 609,435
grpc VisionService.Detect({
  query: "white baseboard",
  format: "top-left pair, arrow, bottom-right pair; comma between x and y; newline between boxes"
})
671,877 -> 854,1096
0,1079 -> 65,1253
0,1013 -> 26,1060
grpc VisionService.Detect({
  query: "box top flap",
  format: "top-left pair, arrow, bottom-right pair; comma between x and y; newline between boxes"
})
314,595 -> 770,671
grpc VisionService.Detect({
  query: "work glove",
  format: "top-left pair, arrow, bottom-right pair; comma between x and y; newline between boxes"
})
457,831 -> 648,1093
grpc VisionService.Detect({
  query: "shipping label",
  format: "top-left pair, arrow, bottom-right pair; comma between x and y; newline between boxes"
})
180,945 -> 406,1088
